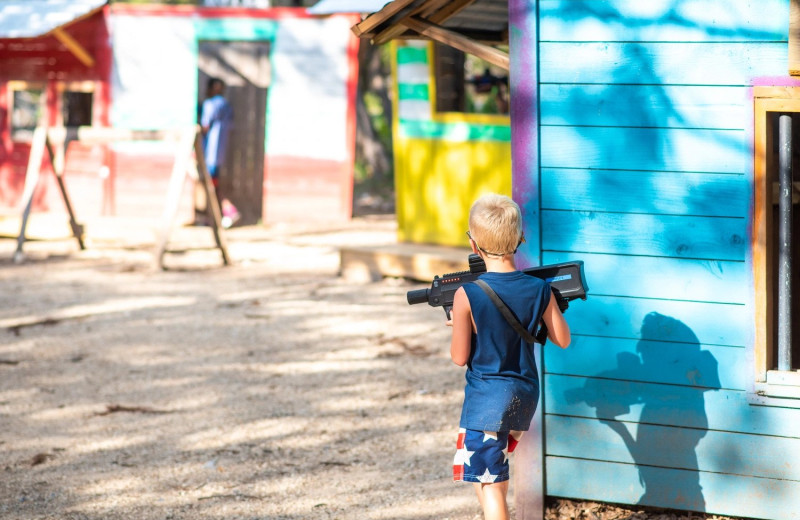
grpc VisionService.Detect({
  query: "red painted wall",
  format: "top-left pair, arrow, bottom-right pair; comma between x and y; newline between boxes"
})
0,8 -> 112,218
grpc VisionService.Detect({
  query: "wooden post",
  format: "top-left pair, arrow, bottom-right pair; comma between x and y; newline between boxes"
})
13,125 -> 230,268
14,127 -> 47,263
193,130 -> 230,265
154,126 -> 230,269
790,0 -> 800,76
515,342 -> 545,520
45,131 -> 85,250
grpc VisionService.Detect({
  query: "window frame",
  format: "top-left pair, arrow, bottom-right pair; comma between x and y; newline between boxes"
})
56,80 -> 96,128
428,42 -> 510,125
8,80 -> 47,143
752,86 -> 800,404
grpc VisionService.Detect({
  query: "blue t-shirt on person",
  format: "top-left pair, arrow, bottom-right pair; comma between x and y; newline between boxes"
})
459,271 -> 552,432
201,95 -> 233,176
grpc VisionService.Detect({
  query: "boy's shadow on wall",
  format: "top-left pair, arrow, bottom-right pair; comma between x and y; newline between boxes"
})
567,312 -> 720,512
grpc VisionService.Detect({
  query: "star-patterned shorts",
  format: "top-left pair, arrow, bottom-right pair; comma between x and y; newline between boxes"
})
453,428 -> 524,484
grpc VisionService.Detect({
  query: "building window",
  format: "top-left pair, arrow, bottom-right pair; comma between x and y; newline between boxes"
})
9,82 -> 45,142
753,86 -> 800,401
58,81 -> 94,127
62,90 -> 93,127
432,43 -> 508,116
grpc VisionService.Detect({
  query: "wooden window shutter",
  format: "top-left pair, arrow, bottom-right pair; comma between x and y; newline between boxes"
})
791,0 -> 800,75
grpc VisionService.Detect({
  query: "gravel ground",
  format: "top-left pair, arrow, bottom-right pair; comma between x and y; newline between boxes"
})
0,215 -> 747,520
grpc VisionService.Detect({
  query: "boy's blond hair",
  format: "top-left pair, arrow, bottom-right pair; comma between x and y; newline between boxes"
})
468,193 -> 523,257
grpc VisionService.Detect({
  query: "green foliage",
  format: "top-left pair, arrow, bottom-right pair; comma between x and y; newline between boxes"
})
363,91 -> 390,147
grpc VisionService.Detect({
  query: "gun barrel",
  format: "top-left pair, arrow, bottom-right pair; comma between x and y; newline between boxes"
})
406,288 -> 430,305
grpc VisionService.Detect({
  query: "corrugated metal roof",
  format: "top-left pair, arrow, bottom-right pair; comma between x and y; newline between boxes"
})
0,0 -> 107,39
307,0 -> 389,15
443,0 -> 507,36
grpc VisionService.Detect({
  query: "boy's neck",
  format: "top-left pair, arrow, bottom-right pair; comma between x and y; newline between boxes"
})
481,254 -> 517,273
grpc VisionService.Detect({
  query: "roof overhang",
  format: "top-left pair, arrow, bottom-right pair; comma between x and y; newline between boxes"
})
310,0 -> 509,70
0,0 -> 108,67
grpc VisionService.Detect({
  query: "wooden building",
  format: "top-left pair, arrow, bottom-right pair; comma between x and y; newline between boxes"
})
0,1 -> 359,226
311,1 -> 512,247
336,0 -> 800,519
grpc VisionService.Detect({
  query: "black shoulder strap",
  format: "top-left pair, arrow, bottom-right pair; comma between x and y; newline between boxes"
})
474,279 -> 539,344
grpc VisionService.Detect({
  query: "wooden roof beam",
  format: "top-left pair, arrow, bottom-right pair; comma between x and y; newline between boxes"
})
352,0 -> 419,38
51,27 -> 95,68
400,16 -> 509,70
369,0 -> 478,46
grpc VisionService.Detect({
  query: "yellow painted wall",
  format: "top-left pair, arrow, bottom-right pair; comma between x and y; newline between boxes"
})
395,136 -> 511,246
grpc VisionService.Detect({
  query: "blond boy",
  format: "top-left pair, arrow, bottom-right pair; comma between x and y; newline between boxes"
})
448,193 -> 571,520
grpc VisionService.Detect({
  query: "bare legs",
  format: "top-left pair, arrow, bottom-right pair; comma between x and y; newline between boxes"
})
473,481 -> 509,520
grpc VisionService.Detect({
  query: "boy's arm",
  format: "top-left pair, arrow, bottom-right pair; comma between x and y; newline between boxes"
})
542,289 -> 571,348
448,287 -> 473,366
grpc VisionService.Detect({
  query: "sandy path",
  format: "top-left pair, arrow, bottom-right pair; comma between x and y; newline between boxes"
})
0,216 -> 743,520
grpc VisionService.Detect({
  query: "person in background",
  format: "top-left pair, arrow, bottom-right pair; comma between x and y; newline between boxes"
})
201,77 -> 240,228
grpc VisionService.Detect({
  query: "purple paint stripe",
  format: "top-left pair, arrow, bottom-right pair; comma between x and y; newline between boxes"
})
510,0 -> 540,269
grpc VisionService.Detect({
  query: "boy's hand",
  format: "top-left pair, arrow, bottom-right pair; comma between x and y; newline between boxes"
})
445,317 -> 453,327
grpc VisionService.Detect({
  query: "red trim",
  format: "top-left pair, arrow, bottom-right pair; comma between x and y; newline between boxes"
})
198,7 -> 315,19
342,15 -> 361,220
110,3 -> 314,19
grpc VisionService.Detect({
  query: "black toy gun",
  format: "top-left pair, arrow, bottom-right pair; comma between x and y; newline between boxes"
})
406,254 -> 588,321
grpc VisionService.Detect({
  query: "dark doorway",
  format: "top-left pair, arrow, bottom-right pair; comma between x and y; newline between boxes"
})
198,40 -> 270,225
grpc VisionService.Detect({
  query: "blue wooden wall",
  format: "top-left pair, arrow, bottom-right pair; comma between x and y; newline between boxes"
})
533,1 -> 800,518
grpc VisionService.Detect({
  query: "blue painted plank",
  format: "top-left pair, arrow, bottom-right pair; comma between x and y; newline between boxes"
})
546,415 -> 800,481
546,374 -> 800,438
542,211 -> 746,261
541,126 -> 747,174
542,252 -> 747,304
540,42 -> 786,86
541,168 -> 748,217
539,0 -> 787,43
546,457 -> 800,520
540,85 -> 748,130
562,295 -> 747,346
546,335 -> 746,390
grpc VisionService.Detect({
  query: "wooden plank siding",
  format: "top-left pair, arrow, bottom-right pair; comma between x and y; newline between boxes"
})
535,1 -> 800,518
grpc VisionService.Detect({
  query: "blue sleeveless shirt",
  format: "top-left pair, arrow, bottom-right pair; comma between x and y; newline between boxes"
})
459,271 -> 551,432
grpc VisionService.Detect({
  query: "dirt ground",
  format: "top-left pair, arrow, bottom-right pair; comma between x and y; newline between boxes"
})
0,215 -> 745,520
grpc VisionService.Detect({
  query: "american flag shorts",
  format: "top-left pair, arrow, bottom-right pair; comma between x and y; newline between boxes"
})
453,428 -> 524,483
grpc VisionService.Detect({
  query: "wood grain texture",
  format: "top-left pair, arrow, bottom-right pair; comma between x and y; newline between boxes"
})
542,251 -> 747,303
545,456 -> 800,520
541,168 -> 747,217
541,210 -> 746,261
545,335 -> 745,390
541,126 -> 746,174
546,415 -> 800,481
546,374 -> 800,438
540,42 -> 786,86
539,0 -> 787,43
559,295 -> 746,346
540,85 -> 747,130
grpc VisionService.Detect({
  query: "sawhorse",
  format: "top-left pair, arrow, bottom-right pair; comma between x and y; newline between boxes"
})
13,125 -> 230,269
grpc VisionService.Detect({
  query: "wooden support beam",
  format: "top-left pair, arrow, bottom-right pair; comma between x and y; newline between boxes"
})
52,27 -> 95,68
352,0 -> 419,38
13,125 -> 230,268
400,17 -> 509,70
47,127 -> 185,145
45,137 -> 85,251
791,0 -> 800,75
155,126 -> 230,269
